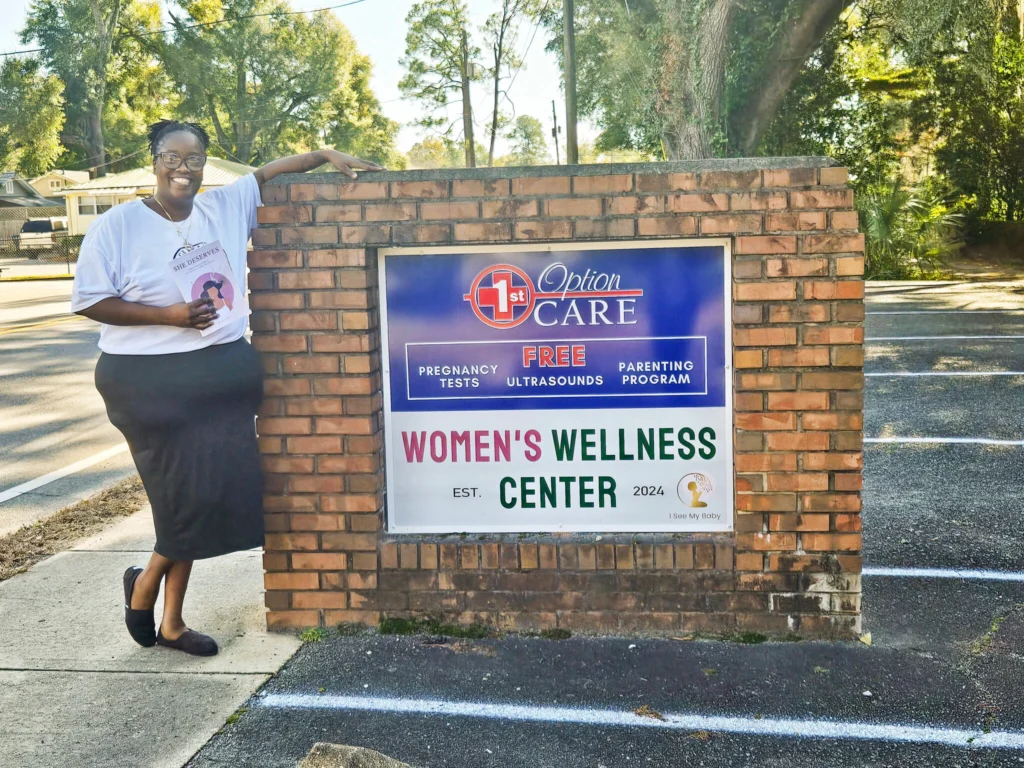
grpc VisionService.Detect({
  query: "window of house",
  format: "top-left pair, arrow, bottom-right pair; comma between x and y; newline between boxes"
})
96,195 -> 114,213
78,196 -> 97,216
49,180 -> 62,191
3,181 -> 12,194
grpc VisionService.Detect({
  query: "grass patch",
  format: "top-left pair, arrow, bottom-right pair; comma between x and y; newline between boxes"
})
539,628 -> 572,641
300,627 -> 329,643
0,475 -> 146,582
224,708 -> 247,726
728,631 -> 769,645
970,613 -> 1011,656
378,616 -> 493,639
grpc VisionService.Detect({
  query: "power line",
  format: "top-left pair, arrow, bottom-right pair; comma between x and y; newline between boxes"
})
0,48 -> 42,58
503,0 -> 552,101
135,0 -> 370,39
55,145 -> 150,173
0,0 -> 370,57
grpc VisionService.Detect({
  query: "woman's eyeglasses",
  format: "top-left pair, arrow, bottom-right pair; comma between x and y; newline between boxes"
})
155,153 -> 207,172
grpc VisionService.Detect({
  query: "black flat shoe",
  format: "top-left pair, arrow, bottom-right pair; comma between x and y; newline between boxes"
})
123,566 -> 156,648
156,628 -> 219,657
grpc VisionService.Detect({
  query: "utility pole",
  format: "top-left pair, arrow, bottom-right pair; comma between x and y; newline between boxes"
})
562,0 -> 578,165
551,100 -> 561,165
461,28 -> 476,168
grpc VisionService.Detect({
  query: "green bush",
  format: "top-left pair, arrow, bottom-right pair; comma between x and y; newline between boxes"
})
856,182 -> 963,279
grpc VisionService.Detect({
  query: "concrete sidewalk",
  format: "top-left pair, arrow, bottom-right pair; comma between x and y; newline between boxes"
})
0,508 -> 300,767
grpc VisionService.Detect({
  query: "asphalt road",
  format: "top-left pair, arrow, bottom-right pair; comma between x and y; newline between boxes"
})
188,278 -> 1024,768
0,280 -> 135,536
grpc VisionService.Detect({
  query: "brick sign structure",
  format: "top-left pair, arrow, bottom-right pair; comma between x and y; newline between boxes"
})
250,159 -> 864,638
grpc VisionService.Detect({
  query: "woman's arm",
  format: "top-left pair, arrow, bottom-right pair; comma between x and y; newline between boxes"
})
254,149 -> 383,186
77,297 -> 218,330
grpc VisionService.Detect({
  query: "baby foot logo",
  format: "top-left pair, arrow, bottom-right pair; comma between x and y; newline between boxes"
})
677,473 -> 713,508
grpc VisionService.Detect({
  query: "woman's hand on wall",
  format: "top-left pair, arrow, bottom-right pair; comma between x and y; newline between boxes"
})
321,149 -> 383,179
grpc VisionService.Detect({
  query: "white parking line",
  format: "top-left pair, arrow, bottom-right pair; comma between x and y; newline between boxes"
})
865,371 -> 1024,377
259,693 -> 1024,749
0,444 -> 130,505
867,335 -> 1024,341
863,566 -> 1024,582
865,437 -> 1024,446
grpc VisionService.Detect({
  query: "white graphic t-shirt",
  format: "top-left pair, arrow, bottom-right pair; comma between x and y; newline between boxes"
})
71,173 -> 262,355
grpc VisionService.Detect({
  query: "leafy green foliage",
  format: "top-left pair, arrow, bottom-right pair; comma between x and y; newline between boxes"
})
503,115 -> 549,165
0,58 -> 66,176
542,0 -> 854,159
399,0 -> 478,134
21,0 -> 169,174
407,136 -> 468,168
162,0 -> 396,166
299,627 -> 329,642
16,0 -> 399,173
482,0 -> 541,166
857,182 -> 963,278
760,10 -> 917,187
922,20 -> 1024,221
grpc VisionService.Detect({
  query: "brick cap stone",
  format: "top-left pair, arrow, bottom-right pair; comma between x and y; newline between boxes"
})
268,157 -> 839,187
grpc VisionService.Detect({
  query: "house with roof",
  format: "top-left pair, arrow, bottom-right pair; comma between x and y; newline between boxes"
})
29,169 -> 90,202
0,172 -> 57,208
61,157 -> 255,235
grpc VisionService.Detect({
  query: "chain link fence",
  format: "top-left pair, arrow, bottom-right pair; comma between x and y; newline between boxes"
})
0,232 -> 85,273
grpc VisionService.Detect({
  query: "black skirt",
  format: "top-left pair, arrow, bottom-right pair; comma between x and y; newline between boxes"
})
95,338 -> 265,560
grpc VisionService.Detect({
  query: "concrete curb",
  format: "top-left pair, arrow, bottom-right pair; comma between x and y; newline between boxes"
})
0,274 -> 75,282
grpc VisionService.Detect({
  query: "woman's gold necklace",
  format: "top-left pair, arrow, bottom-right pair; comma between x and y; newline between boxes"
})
152,193 -> 194,248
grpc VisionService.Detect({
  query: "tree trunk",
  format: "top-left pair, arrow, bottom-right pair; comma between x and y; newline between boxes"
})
735,0 -> 853,156
657,0 -> 733,160
488,43 -> 502,167
461,30 -> 476,168
86,0 -> 121,178
85,102 -> 106,178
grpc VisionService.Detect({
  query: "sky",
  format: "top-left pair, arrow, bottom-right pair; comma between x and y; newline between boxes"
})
0,0 -> 598,158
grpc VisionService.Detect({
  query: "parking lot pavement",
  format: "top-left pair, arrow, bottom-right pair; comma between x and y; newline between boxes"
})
186,279 -> 1024,768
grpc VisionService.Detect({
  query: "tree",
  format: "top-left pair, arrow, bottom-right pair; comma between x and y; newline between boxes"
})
22,0 -> 168,176
324,56 -> 407,169
543,0 -> 855,160
482,0 -> 539,166
399,0 -> 481,167
913,1 -> 1024,221
0,58 -> 66,176
407,136 -> 464,168
504,115 -> 549,165
759,7 -> 919,187
161,0 -> 396,166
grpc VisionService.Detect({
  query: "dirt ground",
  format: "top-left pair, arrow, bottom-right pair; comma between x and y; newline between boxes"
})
0,475 -> 146,581
950,246 -> 1024,281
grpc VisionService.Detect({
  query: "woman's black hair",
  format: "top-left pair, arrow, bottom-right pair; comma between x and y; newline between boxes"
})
147,120 -> 211,156
201,279 -> 224,299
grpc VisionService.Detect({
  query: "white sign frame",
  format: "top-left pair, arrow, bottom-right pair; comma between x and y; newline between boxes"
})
378,238 -> 734,534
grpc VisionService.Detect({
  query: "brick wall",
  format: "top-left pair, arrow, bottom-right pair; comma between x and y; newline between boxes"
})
251,159 -> 865,638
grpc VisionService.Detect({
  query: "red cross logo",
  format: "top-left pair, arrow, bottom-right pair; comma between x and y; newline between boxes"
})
464,264 -> 536,329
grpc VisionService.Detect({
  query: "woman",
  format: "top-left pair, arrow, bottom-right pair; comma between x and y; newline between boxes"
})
201,279 -> 232,312
72,120 -> 381,656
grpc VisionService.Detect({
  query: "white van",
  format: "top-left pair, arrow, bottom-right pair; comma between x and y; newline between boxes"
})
17,217 -> 68,251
